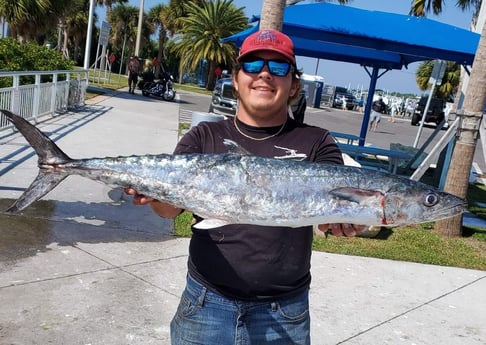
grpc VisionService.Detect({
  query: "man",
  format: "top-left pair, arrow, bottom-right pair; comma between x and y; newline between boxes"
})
369,96 -> 386,132
127,56 -> 140,94
127,30 -> 365,344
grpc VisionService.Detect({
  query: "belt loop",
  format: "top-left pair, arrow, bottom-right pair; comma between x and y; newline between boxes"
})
271,302 -> 278,311
197,286 -> 207,307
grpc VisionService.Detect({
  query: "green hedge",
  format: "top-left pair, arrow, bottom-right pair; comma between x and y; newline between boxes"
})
0,38 -> 75,88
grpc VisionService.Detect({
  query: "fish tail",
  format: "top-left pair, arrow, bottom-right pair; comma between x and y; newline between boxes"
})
1,110 -> 72,213
6,171 -> 68,213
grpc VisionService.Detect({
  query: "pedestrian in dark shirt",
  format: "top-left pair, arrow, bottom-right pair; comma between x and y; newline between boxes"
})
127,56 -> 140,94
369,96 -> 386,131
126,30 -> 365,345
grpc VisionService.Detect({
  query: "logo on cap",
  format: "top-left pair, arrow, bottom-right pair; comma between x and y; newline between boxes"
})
237,29 -> 295,64
252,31 -> 282,48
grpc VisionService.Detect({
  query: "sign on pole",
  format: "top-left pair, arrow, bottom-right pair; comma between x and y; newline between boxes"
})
99,21 -> 111,47
429,60 -> 447,85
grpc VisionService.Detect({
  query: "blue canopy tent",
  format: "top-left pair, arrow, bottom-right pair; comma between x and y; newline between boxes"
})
221,2 -> 480,146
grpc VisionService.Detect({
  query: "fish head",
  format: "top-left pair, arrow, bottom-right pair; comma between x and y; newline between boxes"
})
382,181 -> 466,226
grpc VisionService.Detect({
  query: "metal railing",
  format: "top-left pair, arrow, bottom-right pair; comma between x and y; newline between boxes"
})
0,69 -> 88,130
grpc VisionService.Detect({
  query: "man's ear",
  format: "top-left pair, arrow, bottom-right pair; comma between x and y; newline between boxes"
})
289,80 -> 300,98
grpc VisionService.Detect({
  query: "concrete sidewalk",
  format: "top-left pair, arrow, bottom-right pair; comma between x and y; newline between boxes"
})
0,88 -> 485,344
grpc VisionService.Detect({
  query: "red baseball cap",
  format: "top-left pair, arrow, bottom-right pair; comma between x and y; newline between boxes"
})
237,29 -> 295,64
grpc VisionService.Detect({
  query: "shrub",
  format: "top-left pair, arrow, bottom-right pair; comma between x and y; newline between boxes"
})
0,38 -> 75,87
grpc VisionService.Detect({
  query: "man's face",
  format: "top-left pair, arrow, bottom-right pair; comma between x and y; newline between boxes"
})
233,51 -> 299,121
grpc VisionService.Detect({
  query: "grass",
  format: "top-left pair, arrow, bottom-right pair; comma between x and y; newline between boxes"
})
173,184 -> 486,271
312,225 -> 486,270
175,82 -> 213,95
85,70 -> 212,99
88,69 -> 128,89
467,183 -> 486,224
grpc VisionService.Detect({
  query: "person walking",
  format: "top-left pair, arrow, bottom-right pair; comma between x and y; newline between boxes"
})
389,101 -> 399,123
341,94 -> 347,110
369,96 -> 386,131
357,97 -> 364,112
126,29 -> 365,345
127,56 -> 140,94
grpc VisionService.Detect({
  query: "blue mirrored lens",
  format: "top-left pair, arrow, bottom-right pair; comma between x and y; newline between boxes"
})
242,59 -> 291,77
267,61 -> 291,76
242,60 -> 265,73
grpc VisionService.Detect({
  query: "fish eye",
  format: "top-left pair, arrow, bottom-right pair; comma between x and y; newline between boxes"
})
423,192 -> 439,207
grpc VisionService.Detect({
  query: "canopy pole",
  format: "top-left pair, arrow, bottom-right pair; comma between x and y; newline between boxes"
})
359,67 -> 379,146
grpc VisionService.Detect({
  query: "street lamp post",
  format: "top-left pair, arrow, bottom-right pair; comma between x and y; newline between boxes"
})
83,0 -> 95,69
134,0 -> 145,57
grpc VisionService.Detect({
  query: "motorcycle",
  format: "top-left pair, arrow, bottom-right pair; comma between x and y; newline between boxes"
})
137,70 -> 153,90
141,72 -> 176,101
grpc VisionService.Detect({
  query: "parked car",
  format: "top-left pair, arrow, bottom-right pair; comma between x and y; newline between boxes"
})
208,77 -> 238,116
411,96 -> 446,126
332,91 -> 358,110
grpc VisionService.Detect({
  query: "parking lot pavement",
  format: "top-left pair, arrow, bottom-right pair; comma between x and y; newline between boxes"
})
0,89 -> 485,344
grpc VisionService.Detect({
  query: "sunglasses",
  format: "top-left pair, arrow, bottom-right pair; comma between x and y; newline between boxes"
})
241,59 -> 293,77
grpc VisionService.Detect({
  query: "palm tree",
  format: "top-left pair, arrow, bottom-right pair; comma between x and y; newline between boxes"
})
164,0 -> 207,34
415,60 -> 460,99
410,0 -> 482,17
108,4 -> 140,69
147,4 -> 168,75
434,20 -> 486,237
0,0 -> 54,41
65,1 -> 92,64
95,0 -> 128,16
260,0 -> 353,31
410,0 -> 485,237
171,0 -> 248,89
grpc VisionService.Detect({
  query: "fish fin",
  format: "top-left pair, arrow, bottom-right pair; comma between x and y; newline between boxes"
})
6,171 -> 68,213
1,110 -> 71,164
1,110 -> 73,213
222,139 -> 251,155
193,218 -> 231,229
330,187 -> 383,203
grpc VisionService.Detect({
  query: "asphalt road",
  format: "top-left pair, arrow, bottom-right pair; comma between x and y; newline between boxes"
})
178,90 -> 486,173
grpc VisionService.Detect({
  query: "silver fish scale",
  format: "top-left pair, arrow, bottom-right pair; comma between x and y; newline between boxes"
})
55,153 -> 465,227
69,154 -> 386,225
3,109 -> 465,226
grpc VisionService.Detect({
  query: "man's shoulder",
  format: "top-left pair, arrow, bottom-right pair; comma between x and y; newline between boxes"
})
287,119 -> 329,133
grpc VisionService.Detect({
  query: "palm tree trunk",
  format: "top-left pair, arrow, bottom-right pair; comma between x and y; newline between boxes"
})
434,17 -> 486,237
260,0 -> 286,30
157,32 -> 165,76
206,60 -> 217,91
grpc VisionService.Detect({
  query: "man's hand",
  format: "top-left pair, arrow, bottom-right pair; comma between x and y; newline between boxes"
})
125,188 -> 155,206
318,223 -> 368,237
124,188 -> 182,218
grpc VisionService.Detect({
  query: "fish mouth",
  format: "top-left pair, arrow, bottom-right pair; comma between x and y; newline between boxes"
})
433,202 -> 467,220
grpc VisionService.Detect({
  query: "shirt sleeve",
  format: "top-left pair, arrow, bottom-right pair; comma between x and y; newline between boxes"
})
313,131 -> 344,165
174,127 -> 203,154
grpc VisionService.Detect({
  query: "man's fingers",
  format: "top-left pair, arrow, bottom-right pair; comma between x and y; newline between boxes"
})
317,223 -> 367,237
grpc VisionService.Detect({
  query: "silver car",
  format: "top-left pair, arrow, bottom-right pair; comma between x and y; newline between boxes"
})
208,78 -> 237,116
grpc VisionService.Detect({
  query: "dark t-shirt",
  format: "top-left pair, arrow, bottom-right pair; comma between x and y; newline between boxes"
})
175,116 -> 343,300
372,100 -> 385,113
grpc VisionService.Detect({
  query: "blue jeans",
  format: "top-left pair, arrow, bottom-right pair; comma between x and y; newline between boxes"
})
170,274 -> 311,345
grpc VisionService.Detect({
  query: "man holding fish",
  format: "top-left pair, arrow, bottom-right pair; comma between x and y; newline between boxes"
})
2,28 -> 464,345
127,30 -> 366,344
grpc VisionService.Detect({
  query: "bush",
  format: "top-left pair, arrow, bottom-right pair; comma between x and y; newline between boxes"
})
0,38 -> 75,88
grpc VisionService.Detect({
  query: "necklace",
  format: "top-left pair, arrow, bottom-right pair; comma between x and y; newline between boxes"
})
233,116 -> 287,141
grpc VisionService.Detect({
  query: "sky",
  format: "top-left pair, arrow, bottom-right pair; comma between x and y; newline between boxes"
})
101,0 -> 476,95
